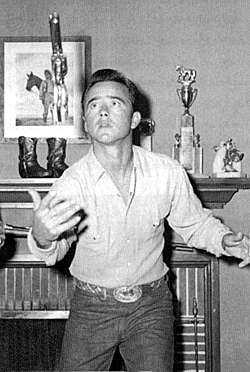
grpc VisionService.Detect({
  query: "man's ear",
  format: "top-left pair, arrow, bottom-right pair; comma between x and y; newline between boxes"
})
131,111 -> 141,130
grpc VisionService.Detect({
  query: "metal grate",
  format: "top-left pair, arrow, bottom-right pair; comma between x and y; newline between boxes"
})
171,266 -> 206,372
0,264 -> 74,318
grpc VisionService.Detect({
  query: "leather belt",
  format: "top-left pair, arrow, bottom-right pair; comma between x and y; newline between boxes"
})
75,275 -> 166,303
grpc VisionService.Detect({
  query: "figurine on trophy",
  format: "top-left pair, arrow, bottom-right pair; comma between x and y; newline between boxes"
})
212,138 -> 246,178
172,66 -> 203,176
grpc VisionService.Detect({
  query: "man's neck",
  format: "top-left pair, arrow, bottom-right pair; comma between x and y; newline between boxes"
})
93,141 -> 134,177
92,141 -> 134,204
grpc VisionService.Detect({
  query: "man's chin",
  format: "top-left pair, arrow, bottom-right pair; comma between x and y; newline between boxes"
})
96,134 -> 114,144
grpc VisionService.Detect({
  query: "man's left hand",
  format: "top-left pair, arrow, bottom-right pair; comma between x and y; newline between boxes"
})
222,232 -> 250,268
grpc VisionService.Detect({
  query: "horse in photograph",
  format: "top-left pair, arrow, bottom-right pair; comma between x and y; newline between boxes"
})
26,72 -> 54,123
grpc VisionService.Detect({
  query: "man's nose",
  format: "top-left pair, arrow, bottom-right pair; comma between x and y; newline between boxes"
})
99,105 -> 109,117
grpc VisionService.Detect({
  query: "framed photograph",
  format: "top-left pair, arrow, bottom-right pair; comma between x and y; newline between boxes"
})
0,36 -> 91,142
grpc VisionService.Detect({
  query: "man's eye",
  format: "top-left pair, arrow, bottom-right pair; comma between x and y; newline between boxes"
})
111,101 -> 120,107
90,103 -> 98,109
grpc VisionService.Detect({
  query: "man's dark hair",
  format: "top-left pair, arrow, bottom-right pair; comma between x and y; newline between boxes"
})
82,69 -> 139,111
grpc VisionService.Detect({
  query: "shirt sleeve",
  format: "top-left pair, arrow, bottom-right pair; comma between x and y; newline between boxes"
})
167,164 -> 232,257
27,227 -> 77,266
27,170 -> 82,266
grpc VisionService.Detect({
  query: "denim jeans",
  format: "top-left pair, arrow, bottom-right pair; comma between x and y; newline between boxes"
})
58,280 -> 174,371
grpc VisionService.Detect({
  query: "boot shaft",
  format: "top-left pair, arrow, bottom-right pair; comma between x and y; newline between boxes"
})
18,136 -> 53,178
18,136 -> 38,162
47,137 -> 67,157
47,137 -> 68,177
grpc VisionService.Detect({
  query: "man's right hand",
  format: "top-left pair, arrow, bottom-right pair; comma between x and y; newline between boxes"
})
28,189 -> 82,249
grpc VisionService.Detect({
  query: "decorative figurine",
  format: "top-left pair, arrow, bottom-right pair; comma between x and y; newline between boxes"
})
212,138 -> 246,178
172,66 -> 203,176
174,133 -> 181,148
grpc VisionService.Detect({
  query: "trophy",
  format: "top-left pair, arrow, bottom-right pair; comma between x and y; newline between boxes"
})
172,66 -> 203,175
49,12 -> 68,124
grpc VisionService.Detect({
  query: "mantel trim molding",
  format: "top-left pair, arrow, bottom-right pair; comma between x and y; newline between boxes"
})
1,177 -> 250,209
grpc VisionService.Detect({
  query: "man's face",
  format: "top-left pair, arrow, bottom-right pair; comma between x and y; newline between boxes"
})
84,81 -> 140,145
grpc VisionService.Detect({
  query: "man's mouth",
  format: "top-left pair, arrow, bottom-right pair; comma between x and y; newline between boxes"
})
98,120 -> 111,128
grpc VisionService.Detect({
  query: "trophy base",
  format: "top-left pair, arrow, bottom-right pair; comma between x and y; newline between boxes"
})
188,172 -> 209,178
172,146 -> 203,175
212,172 -> 247,178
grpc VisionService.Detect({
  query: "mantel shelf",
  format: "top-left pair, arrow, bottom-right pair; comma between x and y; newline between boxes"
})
190,176 -> 250,208
0,177 -> 250,208
0,179 -> 55,207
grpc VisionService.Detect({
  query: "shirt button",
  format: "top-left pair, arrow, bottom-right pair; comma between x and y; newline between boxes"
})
127,239 -> 130,243
127,262 -> 131,266
117,194 -> 121,197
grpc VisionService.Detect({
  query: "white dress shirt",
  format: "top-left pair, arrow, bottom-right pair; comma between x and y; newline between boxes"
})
28,145 -> 231,288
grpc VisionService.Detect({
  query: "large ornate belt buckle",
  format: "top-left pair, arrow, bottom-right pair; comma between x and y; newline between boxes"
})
113,286 -> 142,303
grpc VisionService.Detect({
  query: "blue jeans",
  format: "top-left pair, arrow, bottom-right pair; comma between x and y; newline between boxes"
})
59,280 -> 174,371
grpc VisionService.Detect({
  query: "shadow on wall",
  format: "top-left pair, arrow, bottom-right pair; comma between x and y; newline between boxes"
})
133,87 -> 152,146
136,87 -> 152,119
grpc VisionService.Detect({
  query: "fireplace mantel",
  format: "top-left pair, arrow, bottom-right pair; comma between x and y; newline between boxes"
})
0,177 -> 250,209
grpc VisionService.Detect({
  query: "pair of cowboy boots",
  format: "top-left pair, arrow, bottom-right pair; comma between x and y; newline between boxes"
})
18,136 -> 68,178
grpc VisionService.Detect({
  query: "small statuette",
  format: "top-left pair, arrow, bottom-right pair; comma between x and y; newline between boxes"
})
194,134 -> 200,148
174,133 -> 181,148
212,138 -> 246,178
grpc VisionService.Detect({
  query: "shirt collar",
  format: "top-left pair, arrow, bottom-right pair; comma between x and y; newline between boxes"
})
86,145 -> 140,185
132,145 -> 140,169
86,146 -> 105,184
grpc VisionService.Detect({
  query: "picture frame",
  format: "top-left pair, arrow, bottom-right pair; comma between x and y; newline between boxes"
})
0,36 -> 92,143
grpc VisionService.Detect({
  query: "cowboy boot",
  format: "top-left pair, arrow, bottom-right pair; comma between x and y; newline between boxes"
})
47,138 -> 69,178
18,136 -> 53,178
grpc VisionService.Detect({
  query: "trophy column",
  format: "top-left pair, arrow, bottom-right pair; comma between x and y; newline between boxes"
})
172,66 -> 203,176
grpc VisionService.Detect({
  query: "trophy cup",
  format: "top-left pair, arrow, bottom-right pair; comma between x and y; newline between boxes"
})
172,66 -> 203,175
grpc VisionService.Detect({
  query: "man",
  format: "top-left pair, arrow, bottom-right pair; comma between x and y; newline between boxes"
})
28,69 -> 250,371
39,69 -> 54,124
